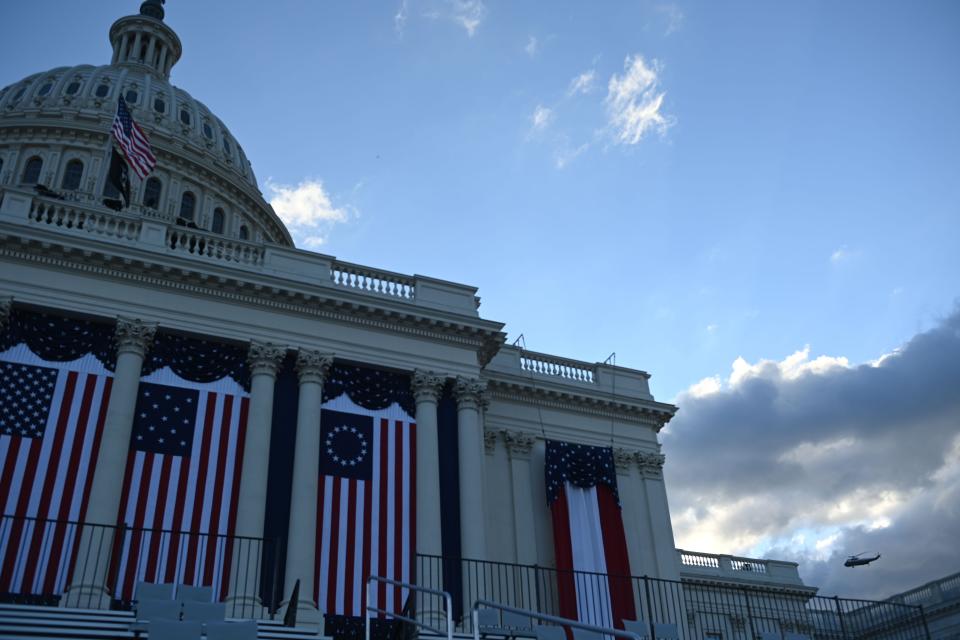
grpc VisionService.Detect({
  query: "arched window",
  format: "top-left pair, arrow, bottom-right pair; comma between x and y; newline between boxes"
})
211,207 -> 225,234
95,84 -> 110,98
22,156 -> 43,184
125,89 -> 138,104
38,83 -> 53,97
202,122 -> 213,139
179,108 -> 191,125
143,177 -> 162,209
239,224 -> 249,240
179,191 -> 196,221
154,98 -> 166,113
61,159 -> 84,191
65,81 -> 81,95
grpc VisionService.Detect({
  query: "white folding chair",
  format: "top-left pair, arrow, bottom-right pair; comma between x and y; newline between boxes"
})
504,610 -> 534,632
149,620 -> 203,640
623,620 -> 652,640
135,581 -> 175,601
182,600 -> 226,623
535,626 -> 567,640
206,620 -> 258,640
178,584 -> 214,603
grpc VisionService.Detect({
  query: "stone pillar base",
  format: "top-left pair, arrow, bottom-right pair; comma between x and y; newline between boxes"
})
60,583 -> 112,610
280,598 -> 325,634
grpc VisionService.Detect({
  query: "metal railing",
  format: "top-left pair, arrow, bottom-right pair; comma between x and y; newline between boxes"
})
0,514 -> 281,619
471,600 -> 644,640
416,555 -> 930,640
366,576 -> 453,640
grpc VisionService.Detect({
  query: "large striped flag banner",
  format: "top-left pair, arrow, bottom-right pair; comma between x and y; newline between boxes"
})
113,366 -> 249,601
315,393 -> 416,619
546,440 -> 636,630
0,344 -> 112,597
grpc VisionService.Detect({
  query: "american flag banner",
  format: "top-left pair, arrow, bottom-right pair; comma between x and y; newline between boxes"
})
113,366 -> 249,601
315,393 -> 416,619
546,440 -> 636,630
112,96 -> 156,179
0,344 -> 112,597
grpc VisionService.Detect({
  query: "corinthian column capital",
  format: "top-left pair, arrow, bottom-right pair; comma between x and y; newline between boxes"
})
248,341 -> 286,377
114,317 -> 157,358
295,349 -> 333,385
412,370 -> 445,403
453,376 -> 486,410
504,430 -> 536,458
637,451 -> 666,477
613,447 -> 638,473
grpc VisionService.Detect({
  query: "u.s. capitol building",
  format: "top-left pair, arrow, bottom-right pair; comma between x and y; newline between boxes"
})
0,3 -> 932,640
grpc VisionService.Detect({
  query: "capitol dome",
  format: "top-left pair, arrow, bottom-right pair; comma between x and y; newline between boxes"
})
0,0 -> 293,246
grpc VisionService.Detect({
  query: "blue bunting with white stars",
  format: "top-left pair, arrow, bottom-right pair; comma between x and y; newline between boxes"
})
322,363 -> 414,417
545,439 -> 621,507
142,331 -> 250,391
0,308 -> 116,370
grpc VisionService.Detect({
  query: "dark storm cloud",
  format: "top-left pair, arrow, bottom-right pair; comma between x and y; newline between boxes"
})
662,308 -> 960,597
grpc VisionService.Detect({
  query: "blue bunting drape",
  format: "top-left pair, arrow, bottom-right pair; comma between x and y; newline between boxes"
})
0,308 -> 115,369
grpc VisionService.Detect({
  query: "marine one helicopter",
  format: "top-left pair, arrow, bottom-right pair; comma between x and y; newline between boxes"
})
844,552 -> 881,567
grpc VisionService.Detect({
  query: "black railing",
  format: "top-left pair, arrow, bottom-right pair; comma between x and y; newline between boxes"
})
0,514 -> 281,619
415,555 -> 930,640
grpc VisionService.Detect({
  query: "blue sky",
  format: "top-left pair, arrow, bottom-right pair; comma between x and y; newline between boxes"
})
3,1 -> 958,596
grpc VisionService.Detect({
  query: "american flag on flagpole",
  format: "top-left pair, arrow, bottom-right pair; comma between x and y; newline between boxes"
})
112,96 -> 156,179
113,369 -> 249,601
315,394 -> 416,618
0,345 -> 112,597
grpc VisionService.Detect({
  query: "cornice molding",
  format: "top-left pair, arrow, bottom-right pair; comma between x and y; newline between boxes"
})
486,379 -> 673,429
0,236 -> 505,364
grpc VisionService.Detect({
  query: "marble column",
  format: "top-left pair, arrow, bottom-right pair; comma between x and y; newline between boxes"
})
64,317 -> 155,607
412,371 -> 445,558
283,349 -> 332,628
613,447 -> 651,577
504,431 -> 538,566
228,341 -> 285,612
636,451 -> 681,581
453,377 -> 487,563
411,370 -> 445,626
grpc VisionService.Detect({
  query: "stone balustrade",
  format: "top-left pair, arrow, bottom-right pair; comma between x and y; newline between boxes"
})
677,549 -> 806,586
28,199 -> 141,242
331,259 -> 415,299
167,226 -> 265,266
520,350 -> 596,382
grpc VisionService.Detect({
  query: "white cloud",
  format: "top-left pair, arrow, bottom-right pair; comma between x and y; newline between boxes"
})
394,0 -> 408,35
450,0 -> 485,37
525,35 -> 539,57
605,54 -> 673,145
830,245 -> 859,264
267,179 -> 351,249
688,375 -> 722,398
553,142 -> 589,169
655,3 -> 685,36
530,105 -> 553,132
566,70 -> 596,96
706,323 -> 718,334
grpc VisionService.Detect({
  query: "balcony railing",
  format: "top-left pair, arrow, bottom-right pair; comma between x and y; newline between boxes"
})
415,555 -> 930,640
0,514 -> 281,620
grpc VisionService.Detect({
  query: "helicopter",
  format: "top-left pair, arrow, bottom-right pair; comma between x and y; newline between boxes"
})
844,552 -> 881,567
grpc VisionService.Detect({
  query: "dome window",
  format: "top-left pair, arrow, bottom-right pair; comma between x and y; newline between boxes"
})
179,191 -> 196,221
12,87 -> 25,102
179,108 -> 191,126
125,89 -> 138,104
95,84 -> 110,98
239,224 -> 249,241
65,82 -> 81,96
38,83 -> 53,97
222,137 -> 231,155
22,156 -> 43,185
211,208 -> 225,234
61,159 -> 84,191
143,177 -> 162,209
202,122 -> 213,139
154,97 -> 166,113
